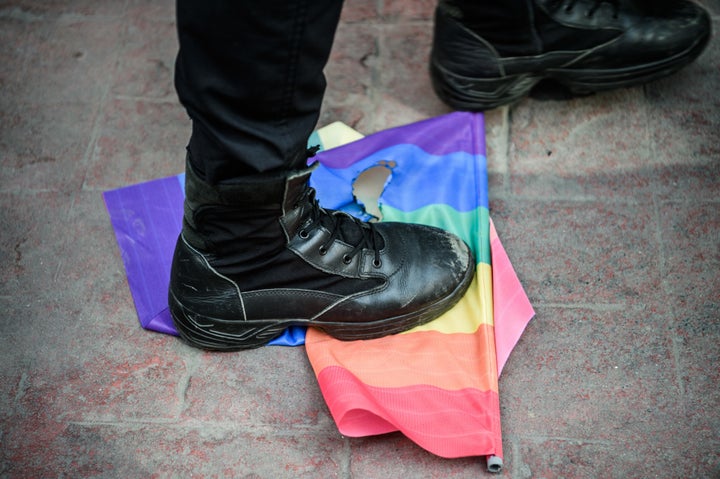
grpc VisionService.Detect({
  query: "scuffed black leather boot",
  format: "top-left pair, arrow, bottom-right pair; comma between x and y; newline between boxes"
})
168,156 -> 475,350
431,0 -> 712,110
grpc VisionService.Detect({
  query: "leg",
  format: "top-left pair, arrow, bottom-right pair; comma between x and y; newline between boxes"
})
169,0 -> 476,350
175,0 -> 343,182
431,0 -> 712,110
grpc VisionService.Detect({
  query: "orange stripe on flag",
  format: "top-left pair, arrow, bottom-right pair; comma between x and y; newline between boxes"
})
306,324 -> 499,393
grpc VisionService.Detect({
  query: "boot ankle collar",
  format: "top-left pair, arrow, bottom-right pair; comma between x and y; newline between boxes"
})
184,154 -> 317,209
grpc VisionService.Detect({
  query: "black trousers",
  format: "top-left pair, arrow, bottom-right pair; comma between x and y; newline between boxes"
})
174,1 -> 529,184
175,0 -> 345,184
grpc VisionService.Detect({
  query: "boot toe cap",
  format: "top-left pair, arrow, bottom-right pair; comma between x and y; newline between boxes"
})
370,222 -> 475,313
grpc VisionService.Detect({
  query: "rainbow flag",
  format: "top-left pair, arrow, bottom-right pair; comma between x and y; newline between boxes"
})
103,112 -> 534,470
306,112 -> 512,468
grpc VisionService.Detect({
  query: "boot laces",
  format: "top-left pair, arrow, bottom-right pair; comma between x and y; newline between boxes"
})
298,187 -> 383,268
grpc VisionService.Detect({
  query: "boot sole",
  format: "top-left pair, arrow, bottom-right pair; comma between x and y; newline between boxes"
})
430,31 -> 711,111
169,254 -> 476,351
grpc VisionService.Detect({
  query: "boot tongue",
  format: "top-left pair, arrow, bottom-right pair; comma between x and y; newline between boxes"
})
318,209 -> 385,250
285,164 -> 386,252
321,212 -> 356,242
288,177 -> 385,251
298,146 -> 373,246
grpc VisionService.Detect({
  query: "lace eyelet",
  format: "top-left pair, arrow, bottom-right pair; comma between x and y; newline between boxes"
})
342,254 -> 352,265
372,258 -> 382,268
318,246 -> 328,256
299,230 -> 309,239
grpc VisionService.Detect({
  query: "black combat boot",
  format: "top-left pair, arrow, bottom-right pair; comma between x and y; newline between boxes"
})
431,0 -> 712,110
168,156 -> 475,350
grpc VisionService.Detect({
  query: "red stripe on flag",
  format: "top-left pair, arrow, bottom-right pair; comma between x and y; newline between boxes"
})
315,365 -> 503,459
306,325 -> 499,393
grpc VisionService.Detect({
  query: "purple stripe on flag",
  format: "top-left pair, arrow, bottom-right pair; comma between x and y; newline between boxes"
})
104,174 -> 308,345
103,176 -> 184,332
313,112 -> 485,170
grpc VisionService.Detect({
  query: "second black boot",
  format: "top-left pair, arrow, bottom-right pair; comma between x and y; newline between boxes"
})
431,0 -> 712,110
168,156 -> 475,351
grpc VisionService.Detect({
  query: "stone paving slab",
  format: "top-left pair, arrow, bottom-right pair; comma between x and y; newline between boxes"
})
0,1 -> 718,477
